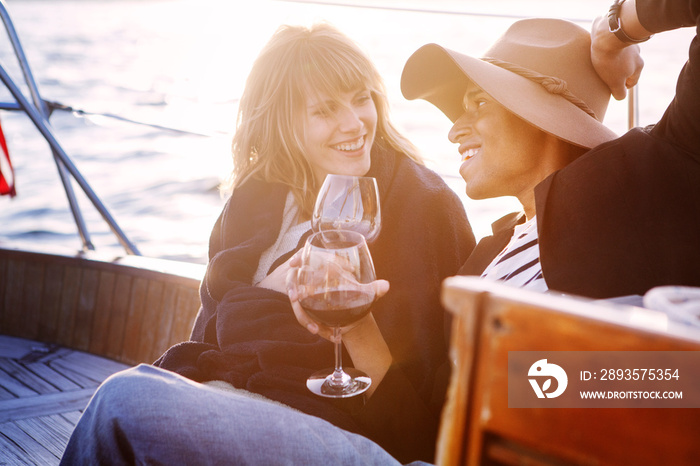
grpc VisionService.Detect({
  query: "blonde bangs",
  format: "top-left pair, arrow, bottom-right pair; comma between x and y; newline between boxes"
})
295,39 -> 376,107
224,22 -> 423,207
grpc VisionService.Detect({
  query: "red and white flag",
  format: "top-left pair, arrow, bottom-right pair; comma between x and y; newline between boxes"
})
0,116 -> 16,197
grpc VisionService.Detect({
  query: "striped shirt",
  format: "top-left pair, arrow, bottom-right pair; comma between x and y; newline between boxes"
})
481,216 -> 548,292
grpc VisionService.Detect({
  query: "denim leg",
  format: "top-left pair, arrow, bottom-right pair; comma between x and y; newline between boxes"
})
60,364 -> 405,465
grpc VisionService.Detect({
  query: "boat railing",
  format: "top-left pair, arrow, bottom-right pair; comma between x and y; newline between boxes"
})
0,0 -> 140,255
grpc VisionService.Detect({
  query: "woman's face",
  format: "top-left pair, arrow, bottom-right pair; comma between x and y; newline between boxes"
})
300,87 -> 377,182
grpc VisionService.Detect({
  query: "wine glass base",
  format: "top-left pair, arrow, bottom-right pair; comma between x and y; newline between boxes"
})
307,367 -> 371,398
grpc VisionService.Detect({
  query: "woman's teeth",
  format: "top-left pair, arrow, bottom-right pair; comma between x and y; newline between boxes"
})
462,148 -> 478,161
333,137 -> 364,151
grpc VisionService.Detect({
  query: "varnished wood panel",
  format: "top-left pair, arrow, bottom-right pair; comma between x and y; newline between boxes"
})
4,259 -> 25,337
151,283 -> 179,361
472,300 -> 700,466
172,286 -> 199,342
88,270 -> 116,356
21,261 -> 44,339
73,268 -> 99,351
137,280 -> 165,365
0,248 -> 203,366
121,277 -> 149,363
56,266 -> 81,348
438,277 -> 700,466
38,262 -> 65,343
105,273 -> 132,361
0,257 -> 7,326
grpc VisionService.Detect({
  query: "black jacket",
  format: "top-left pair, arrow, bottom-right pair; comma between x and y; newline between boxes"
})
461,0 -> 700,300
155,144 -> 475,463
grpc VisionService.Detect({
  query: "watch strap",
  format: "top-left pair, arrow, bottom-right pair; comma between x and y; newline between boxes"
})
607,0 -> 651,44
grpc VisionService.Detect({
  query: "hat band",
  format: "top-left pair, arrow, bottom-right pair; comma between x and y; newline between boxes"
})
482,57 -> 597,119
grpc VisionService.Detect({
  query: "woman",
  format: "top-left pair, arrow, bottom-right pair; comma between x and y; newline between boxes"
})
61,23 -> 474,464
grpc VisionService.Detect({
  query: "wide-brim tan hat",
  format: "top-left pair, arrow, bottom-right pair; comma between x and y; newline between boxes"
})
401,18 -> 618,149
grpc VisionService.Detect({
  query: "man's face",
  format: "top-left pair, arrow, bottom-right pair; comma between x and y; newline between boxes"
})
448,81 -> 552,204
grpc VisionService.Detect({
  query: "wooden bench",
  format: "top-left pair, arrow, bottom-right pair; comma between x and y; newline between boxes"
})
437,276 -> 700,466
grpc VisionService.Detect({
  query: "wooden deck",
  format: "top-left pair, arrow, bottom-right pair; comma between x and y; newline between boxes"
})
0,247 -> 204,464
0,335 -> 130,465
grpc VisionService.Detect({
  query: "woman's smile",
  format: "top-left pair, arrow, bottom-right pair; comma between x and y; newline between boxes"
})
331,135 -> 366,153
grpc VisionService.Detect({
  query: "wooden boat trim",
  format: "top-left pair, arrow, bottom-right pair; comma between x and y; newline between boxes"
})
437,276 -> 700,465
0,247 -> 204,366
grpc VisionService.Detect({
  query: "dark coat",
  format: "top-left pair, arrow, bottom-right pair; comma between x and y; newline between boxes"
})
461,0 -> 700,300
155,144 -> 475,463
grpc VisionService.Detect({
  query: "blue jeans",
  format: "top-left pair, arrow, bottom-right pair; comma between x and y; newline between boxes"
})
60,364 -> 426,465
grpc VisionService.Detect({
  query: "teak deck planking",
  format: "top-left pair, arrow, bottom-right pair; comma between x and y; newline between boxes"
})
0,335 -> 129,465
0,248 -> 204,464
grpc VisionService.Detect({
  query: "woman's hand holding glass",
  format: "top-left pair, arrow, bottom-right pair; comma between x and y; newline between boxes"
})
288,253 -> 389,340
287,230 -> 390,398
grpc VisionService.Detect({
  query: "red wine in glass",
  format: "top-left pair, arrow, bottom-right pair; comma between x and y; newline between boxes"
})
296,230 -> 377,398
300,289 -> 374,328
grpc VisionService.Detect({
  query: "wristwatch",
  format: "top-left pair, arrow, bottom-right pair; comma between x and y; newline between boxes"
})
608,0 -> 651,44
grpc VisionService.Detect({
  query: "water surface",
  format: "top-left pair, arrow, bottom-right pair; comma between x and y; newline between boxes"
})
0,0 -> 692,263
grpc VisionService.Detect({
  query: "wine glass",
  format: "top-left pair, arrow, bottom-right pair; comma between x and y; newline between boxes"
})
312,175 -> 381,243
295,230 -> 378,398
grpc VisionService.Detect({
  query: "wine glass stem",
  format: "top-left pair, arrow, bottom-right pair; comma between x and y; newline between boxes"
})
329,327 -> 348,387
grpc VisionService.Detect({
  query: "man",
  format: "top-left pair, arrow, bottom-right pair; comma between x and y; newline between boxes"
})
401,0 -> 700,300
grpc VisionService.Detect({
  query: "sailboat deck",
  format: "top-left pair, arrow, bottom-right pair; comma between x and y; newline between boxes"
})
0,248 -> 203,465
0,335 -> 129,465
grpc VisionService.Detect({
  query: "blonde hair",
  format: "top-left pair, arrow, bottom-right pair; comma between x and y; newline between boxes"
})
223,23 -> 422,215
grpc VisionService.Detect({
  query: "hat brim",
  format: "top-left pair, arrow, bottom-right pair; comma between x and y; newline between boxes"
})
401,44 -> 617,149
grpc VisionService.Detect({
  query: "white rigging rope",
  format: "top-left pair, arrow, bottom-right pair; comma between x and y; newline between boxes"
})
273,0 -> 592,23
